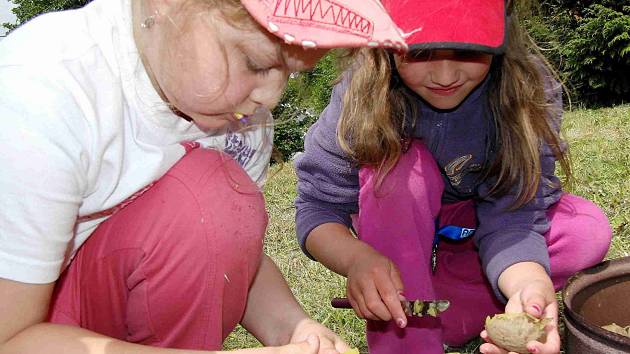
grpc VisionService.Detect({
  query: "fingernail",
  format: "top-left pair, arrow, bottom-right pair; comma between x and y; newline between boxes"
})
531,304 -> 542,316
307,334 -> 317,345
396,318 -> 406,328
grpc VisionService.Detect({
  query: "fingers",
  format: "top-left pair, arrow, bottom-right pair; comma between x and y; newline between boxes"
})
306,334 -> 320,353
527,305 -> 561,354
315,329 -> 351,354
480,330 -> 518,354
382,264 -> 407,328
504,292 -> 525,314
333,337 -> 351,354
346,256 -> 406,325
347,282 -> 383,320
287,334 -> 319,354
515,278 -> 558,318
520,290 -> 548,318
526,329 -> 561,354
479,338 -> 509,354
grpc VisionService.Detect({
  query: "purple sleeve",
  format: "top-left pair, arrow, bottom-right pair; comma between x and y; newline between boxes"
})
475,71 -> 565,303
294,76 -> 360,259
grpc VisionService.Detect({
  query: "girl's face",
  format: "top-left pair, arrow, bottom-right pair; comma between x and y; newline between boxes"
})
394,50 -> 493,110
135,2 -> 326,130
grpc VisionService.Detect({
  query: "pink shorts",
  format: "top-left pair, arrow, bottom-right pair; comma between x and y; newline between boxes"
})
48,148 -> 268,350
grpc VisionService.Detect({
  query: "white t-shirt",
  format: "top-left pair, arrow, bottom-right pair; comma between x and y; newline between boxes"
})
0,0 -> 273,284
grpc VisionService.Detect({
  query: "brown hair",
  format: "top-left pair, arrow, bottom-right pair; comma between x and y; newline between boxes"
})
337,2 -> 570,209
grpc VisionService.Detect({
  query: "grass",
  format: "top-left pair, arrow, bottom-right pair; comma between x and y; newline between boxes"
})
223,104 -> 630,353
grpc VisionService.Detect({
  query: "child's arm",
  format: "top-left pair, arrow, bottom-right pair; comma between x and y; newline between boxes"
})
306,223 -> 408,328
0,277 -> 326,354
479,262 -> 562,354
240,254 -> 351,353
295,75 -> 407,328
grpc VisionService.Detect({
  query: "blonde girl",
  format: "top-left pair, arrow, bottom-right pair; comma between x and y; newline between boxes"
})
0,0 -> 407,353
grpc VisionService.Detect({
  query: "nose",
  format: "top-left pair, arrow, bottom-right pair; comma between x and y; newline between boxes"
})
430,60 -> 460,87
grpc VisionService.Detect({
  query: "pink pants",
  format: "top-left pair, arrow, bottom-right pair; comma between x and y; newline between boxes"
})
356,141 -> 612,353
48,148 -> 268,350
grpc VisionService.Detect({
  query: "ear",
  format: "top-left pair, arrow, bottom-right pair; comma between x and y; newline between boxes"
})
139,0 -> 180,26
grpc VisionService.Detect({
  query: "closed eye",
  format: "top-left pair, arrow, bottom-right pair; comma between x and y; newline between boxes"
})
246,56 -> 273,76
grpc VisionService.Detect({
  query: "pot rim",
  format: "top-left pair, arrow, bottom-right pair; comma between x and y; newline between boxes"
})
562,257 -> 630,349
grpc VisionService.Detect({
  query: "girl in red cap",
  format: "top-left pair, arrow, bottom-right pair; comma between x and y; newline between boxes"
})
0,0 -> 407,353
295,1 -> 612,353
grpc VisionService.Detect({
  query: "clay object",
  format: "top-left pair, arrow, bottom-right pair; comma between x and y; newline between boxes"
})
485,313 -> 550,353
342,349 -> 360,354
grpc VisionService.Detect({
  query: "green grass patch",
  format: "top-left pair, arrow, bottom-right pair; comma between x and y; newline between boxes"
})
224,105 -> 630,353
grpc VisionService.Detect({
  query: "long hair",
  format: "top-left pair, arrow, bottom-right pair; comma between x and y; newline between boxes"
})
337,2 -> 571,208
336,49 -> 417,190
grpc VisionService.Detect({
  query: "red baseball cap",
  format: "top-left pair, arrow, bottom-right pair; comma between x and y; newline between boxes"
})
240,0 -> 408,51
381,0 -> 508,54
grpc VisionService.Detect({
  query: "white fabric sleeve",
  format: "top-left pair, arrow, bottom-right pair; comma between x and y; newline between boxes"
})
0,68 -> 86,284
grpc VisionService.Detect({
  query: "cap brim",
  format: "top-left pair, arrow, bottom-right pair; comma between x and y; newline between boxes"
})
382,0 -> 507,54
240,0 -> 407,50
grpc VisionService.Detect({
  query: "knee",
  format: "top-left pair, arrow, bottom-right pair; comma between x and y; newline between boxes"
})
139,148 -> 267,263
549,194 -> 612,270
168,148 -> 266,215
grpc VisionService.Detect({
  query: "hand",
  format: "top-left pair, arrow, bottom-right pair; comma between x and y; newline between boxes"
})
345,247 -> 407,328
480,279 -> 561,354
289,318 -> 351,354
270,334 -> 321,354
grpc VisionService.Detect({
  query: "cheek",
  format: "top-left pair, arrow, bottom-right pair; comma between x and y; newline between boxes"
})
466,61 -> 492,82
167,62 -> 233,113
397,62 -> 429,88
158,34 -> 234,110
222,75 -> 256,104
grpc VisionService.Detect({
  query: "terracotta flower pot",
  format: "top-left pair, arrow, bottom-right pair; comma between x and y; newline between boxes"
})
562,256 -> 630,353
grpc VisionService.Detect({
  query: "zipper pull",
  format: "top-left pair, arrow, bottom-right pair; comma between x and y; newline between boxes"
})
431,234 -> 439,274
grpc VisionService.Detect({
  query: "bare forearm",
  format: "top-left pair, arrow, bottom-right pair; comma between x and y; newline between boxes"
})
498,261 -> 553,299
1,323 -> 288,354
239,255 -> 308,346
305,222 -> 373,276
0,323 -> 210,354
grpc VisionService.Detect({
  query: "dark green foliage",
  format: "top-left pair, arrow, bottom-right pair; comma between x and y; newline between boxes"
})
2,0 -> 90,32
526,2 -> 630,106
563,5 -> 630,105
272,52 -> 340,161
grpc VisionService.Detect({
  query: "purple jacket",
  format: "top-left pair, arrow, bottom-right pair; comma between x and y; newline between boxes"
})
294,72 -> 564,301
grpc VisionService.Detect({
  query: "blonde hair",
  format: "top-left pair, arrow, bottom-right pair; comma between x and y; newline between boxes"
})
337,2 -> 571,209
181,0 -> 255,25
